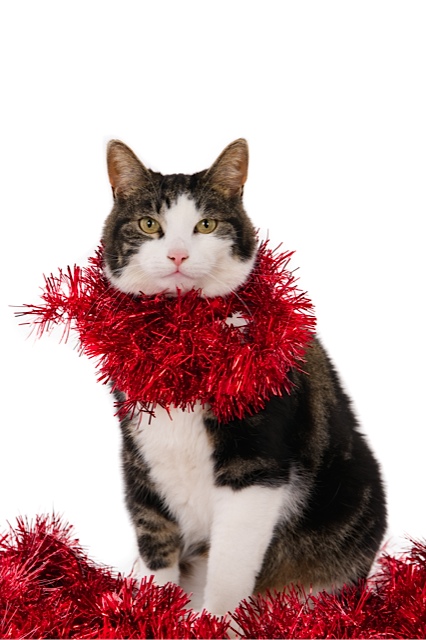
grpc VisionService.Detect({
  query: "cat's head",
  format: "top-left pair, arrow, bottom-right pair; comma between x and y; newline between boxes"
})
102,139 -> 257,297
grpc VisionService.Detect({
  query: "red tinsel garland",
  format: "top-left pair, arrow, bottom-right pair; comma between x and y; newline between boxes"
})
17,242 -> 316,422
0,515 -> 425,639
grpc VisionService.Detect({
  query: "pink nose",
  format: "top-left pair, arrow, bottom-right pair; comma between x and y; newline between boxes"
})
167,250 -> 189,267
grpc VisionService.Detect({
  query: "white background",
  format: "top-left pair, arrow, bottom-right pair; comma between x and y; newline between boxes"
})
1,2 -> 425,574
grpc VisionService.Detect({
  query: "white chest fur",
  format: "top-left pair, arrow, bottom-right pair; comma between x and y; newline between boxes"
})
131,404 -> 215,550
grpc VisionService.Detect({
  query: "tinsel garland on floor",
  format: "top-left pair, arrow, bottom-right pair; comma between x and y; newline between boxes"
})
0,516 -> 425,639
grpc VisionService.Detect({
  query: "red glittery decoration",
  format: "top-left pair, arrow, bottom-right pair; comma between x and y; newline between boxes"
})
0,516 -> 425,639
17,242 -> 316,422
0,515 -> 229,639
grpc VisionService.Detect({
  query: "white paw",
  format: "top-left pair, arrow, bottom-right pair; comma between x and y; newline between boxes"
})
131,556 -> 180,587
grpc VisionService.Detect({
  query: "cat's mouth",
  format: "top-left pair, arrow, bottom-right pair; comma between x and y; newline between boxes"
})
161,271 -> 197,295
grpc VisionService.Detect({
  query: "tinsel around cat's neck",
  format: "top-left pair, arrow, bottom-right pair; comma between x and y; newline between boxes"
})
18,242 -> 316,423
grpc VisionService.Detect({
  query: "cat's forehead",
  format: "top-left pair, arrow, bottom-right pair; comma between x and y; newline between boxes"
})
150,171 -> 205,207
150,170 -> 239,222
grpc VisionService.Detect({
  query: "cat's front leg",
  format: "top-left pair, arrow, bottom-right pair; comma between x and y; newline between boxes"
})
202,484 -> 286,616
128,500 -> 182,586
125,473 -> 182,587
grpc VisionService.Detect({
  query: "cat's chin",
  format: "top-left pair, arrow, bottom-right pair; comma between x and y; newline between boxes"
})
146,279 -> 234,299
161,273 -> 196,295
162,286 -> 197,297
158,271 -> 252,298
160,276 -> 239,298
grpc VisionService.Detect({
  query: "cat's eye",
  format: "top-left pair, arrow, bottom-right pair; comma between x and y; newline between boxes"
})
195,219 -> 218,234
139,217 -> 161,234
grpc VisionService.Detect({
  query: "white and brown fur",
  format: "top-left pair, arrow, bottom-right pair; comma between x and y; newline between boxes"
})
102,139 -> 387,616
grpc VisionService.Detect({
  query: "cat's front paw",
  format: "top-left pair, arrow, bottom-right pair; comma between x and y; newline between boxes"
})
131,556 -> 180,587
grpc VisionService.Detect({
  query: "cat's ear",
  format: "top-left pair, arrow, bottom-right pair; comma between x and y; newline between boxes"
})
206,138 -> 249,198
107,140 -> 151,198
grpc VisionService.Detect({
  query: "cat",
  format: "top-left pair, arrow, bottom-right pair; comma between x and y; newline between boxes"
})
102,138 -> 387,617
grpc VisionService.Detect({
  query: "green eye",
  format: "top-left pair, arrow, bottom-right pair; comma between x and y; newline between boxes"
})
195,219 -> 218,234
139,217 -> 161,234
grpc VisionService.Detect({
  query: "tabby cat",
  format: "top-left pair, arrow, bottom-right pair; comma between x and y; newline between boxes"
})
102,139 -> 387,616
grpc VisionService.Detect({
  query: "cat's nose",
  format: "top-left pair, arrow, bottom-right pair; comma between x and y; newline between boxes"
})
167,249 -> 189,267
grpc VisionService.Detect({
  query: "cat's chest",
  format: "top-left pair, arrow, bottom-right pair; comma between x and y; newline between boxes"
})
131,404 -> 215,543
